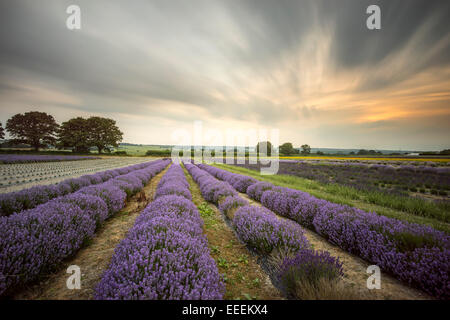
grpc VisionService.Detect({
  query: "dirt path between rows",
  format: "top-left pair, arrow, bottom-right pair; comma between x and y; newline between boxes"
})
13,165 -> 170,300
239,192 -> 431,300
183,168 -> 284,300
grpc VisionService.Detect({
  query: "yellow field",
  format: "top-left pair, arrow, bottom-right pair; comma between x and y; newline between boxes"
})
277,156 -> 450,162
223,156 -> 450,163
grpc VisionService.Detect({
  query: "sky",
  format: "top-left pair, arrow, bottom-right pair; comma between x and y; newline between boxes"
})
0,0 -> 449,151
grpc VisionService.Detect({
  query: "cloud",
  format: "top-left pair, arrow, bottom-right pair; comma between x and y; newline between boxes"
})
0,0 -> 449,149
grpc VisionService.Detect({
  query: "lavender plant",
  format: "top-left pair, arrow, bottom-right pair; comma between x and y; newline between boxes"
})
0,201 -> 97,296
0,159 -> 165,216
277,248 -> 344,298
247,182 -> 275,201
0,159 -> 170,297
95,164 -> 224,300
235,161 -> 450,221
233,205 -> 310,254
199,163 -> 450,299
218,195 -> 249,216
185,163 -> 312,256
0,154 -> 100,164
198,163 -> 257,192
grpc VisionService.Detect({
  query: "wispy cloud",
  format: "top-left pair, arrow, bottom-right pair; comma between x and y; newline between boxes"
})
0,0 -> 449,150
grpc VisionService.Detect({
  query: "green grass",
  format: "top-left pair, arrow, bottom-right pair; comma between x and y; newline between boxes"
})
115,145 -> 165,156
213,163 -> 450,233
196,202 -> 217,229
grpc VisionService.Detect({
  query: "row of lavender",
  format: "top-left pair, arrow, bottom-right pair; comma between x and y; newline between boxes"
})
0,154 -> 100,164
238,161 -> 450,196
198,164 -> 450,299
281,159 -> 450,171
95,164 -> 224,299
0,159 -> 164,216
184,163 -> 344,297
0,159 -> 170,297
185,162 -> 310,254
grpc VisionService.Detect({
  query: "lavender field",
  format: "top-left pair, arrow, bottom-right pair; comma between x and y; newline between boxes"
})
0,157 -> 152,193
0,154 -> 100,164
197,163 -> 450,299
232,160 -> 450,224
246,160 -> 450,198
1,158 -> 448,301
0,159 -> 170,296
1,0 -> 449,307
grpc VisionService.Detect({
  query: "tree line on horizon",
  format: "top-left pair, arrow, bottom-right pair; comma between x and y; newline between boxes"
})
1,113 -> 447,157
0,111 -> 123,153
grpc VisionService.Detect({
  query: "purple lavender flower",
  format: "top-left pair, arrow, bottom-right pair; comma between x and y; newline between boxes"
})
0,159 -> 167,216
0,155 -> 100,164
56,193 -> 109,226
0,159 -> 171,297
155,182 -> 192,200
154,164 -> 192,200
233,205 -> 310,254
138,195 -> 203,227
78,183 -> 126,216
198,163 -> 450,299
0,201 -> 96,296
95,166 -> 224,300
277,248 -> 344,295
197,164 -> 257,192
218,195 -> 249,215
247,182 -> 274,201
312,206 -> 450,298
94,227 -> 224,300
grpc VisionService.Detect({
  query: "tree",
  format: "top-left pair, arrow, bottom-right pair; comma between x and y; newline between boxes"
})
256,141 -> 273,156
280,142 -> 295,155
357,149 -> 368,155
86,116 -> 123,154
58,117 -> 92,153
301,144 -> 311,155
0,122 -> 4,140
6,111 -> 59,151
357,149 -> 382,155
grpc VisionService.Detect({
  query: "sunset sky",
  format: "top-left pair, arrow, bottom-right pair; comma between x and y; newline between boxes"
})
0,0 -> 449,150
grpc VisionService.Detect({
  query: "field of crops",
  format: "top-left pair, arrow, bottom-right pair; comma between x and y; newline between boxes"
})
197,163 -> 449,299
240,160 -> 450,199
0,157 -> 448,300
0,157 -> 153,193
0,158 -> 170,296
0,154 -> 100,164
232,160 -> 450,225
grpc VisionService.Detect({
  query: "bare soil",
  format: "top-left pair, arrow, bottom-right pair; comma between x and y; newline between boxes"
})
13,165 -> 170,300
